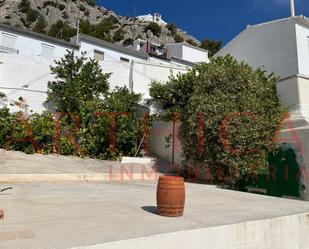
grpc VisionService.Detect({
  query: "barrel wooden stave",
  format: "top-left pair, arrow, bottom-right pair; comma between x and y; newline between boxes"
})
156,176 -> 185,217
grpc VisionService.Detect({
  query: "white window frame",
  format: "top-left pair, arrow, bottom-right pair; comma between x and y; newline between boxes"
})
1,32 -> 17,49
120,57 -> 130,63
41,43 -> 55,58
94,50 -> 104,61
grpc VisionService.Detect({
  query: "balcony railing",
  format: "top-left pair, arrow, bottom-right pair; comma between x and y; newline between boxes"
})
0,45 -> 19,54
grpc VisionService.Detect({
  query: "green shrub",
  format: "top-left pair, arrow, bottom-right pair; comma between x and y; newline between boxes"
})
79,19 -> 94,34
109,15 -> 119,24
33,16 -> 47,33
92,18 -> 113,41
186,39 -> 198,47
113,28 -> 125,42
123,38 -> 133,47
62,11 -> 69,19
43,0 -> 58,8
166,23 -> 177,36
79,4 -> 86,12
58,3 -> 65,11
30,112 -> 54,154
18,0 -> 30,13
173,33 -> 184,43
150,55 -> 284,184
26,8 -> 39,23
83,0 -> 95,6
145,22 -> 162,36
84,9 -> 90,17
0,108 -> 13,147
49,20 -> 77,41
200,38 -> 223,57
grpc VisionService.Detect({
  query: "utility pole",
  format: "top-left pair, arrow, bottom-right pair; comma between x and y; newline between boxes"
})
290,0 -> 295,17
76,19 -> 80,45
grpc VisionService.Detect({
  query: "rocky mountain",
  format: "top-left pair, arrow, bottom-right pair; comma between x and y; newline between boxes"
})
0,0 -> 201,47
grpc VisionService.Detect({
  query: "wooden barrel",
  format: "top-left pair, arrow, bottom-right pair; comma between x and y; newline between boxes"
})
156,176 -> 185,217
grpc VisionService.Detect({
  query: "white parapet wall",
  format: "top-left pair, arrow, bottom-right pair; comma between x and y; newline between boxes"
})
73,213 -> 309,249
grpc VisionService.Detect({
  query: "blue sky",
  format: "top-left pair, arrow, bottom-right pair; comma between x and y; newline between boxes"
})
96,0 -> 309,44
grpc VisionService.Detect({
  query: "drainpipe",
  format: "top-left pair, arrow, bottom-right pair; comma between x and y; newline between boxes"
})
129,60 -> 134,92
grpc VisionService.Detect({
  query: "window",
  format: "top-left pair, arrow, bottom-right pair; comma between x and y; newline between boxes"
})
120,57 -> 130,63
94,50 -> 104,61
41,43 -> 55,58
1,33 -> 17,49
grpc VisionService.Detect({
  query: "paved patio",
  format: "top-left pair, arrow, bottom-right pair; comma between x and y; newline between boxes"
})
0,150 -> 165,182
1,181 -> 309,249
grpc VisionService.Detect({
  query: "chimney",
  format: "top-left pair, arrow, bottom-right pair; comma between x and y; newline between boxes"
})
290,0 -> 295,17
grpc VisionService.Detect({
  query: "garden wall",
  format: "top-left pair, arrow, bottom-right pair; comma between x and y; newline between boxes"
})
149,120 -> 183,167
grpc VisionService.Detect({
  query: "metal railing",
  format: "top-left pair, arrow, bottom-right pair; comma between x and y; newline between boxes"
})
0,45 -> 19,54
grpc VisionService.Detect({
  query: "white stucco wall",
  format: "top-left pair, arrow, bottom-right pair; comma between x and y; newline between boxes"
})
0,53 -> 188,113
0,54 -> 52,113
166,43 -> 208,63
182,45 -> 208,63
166,44 -> 183,59
133,61 -> 187,99
217,18 -> 299,78
0,29 -> 75,58
295,23 -> 309,76
149,121 -> 183,167
79,40 -> 146,62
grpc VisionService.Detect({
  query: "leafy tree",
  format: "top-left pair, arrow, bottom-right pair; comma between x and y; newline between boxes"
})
150,55 -> 284,184
149,67 -> 197,114
200,38 -> 223,57
106,86 -> 141,113
47,50 -> 110,113
33,16 -> 47,33
0,52 -> 142,160
145,22 -> 162,36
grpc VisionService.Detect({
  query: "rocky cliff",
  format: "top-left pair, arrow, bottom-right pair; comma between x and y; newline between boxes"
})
0,0 -> 200,46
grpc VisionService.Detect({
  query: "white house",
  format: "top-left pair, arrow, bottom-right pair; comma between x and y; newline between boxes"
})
216,15 -> 309,200
166,43 -> 209,63
0,23 -> 79,58
217,16 -> 309,118
137,13 -> 167,25
0,23 -> 207,113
